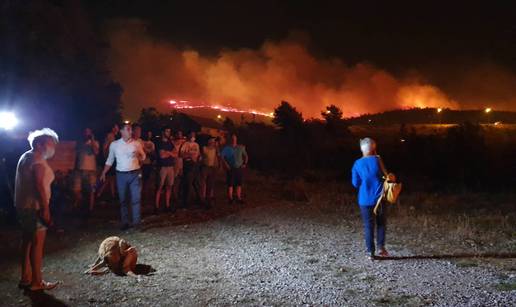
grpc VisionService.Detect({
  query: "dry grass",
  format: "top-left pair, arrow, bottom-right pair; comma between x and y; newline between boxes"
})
269,172 -> 516,257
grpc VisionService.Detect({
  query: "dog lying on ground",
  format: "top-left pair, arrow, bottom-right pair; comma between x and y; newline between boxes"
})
84,236 -> 138,277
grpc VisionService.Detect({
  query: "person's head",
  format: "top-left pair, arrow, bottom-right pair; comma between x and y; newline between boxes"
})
162,127 -> 171,139
175,130 -> 183,139
28,128 -> 59,160
359,137 -> 377,156
188,131 -> 196,142
146,131 -> 153,140
207,137 -> 216,147
120,123 -> 132,140
83,127 -> 93,139
132,124 -> 142,139
111,124 -> 120,135
231,133 -> 238,146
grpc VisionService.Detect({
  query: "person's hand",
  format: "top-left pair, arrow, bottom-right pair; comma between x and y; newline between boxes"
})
386,173 -> 396,182
41,208 -> 51,225
99,173 -> 106,183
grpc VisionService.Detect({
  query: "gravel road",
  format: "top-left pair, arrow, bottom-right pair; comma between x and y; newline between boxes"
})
1,179 -> 515,306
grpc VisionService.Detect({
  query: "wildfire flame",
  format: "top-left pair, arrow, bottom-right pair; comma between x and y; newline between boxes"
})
168,99 -> 274,118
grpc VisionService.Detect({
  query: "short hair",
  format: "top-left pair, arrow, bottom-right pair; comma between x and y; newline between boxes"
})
28,128 -> 59,149
132,123 -> 141,130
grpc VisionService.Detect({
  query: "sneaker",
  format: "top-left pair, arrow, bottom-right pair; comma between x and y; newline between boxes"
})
378,248 -> 389,257
366,252 -> 375,261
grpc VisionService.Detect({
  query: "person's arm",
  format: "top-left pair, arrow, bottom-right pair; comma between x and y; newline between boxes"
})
92,140 -> 100,156
100,142 -> 115,181
377,155 -> 389,177
351,164 -> 361,188
160,149 -> 173,159
34,164 -> 51,225
220,148 -> 230,170
103,134 -> 113,157
242,146 -> 249,167
137,143 -> 146,162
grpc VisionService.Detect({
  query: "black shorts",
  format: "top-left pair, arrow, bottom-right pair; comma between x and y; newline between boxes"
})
226,168 -> 243,187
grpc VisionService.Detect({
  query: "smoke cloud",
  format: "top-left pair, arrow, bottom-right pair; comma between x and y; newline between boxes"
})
109,19 -> 515,119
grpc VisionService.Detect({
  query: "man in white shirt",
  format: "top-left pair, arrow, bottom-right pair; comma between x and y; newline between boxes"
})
100,123 -> 146,230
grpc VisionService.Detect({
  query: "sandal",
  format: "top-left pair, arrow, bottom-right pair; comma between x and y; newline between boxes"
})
29,280 -> 59,291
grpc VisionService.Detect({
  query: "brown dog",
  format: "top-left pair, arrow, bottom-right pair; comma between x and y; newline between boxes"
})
84,236 -> 138,277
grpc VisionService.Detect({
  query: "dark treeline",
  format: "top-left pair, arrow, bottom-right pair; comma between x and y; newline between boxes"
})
346,108 -> 516,125
138,102 -> 516,193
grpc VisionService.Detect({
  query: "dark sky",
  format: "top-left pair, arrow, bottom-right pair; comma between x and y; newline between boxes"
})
86,0 -> 515,74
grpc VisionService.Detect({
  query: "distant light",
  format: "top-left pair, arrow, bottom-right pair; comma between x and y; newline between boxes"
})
169,100 -> 177,105
124,120 -> 130,124
485,107 -> 492,113
437,108 -> 442,113
494,121 -> 501,126
326,110 -> 331,114
368,119 -> 372,123
217,114 -> 222,119
0,112 -> 18,130
269,112 -> 274,117
400,139 -> 406,143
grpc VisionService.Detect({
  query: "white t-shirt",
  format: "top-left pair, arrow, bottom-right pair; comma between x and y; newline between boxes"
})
105,138 -> 146,172
15,151 -> 55,210
77,140 -> 99,171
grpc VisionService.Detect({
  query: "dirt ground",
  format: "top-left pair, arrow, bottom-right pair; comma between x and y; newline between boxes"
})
0,172 -> 515,306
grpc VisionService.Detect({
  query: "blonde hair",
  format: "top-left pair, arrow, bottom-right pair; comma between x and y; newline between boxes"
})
28,128 -> 59,149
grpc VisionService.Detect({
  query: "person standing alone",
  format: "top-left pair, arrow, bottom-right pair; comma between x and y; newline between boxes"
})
100,123 -> 146,230
351,137 -> 390,260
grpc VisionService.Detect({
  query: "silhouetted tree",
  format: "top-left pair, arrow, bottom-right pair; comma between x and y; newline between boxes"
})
321,104 -> 343,122
273,101 -> 304,131
321,104 -> 348,135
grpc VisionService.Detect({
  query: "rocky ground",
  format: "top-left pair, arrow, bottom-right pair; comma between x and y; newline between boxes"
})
0,173 -> 515,306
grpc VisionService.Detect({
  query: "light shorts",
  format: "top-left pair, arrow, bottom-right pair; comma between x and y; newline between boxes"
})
73,170 -> 97,192
159,166 -> 175,188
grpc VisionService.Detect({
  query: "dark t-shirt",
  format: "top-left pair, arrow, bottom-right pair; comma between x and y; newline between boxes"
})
158,140 -> 175,167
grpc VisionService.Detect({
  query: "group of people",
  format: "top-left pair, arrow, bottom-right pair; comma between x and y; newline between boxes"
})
13,124 -> 390,292
73,123 -> 249,230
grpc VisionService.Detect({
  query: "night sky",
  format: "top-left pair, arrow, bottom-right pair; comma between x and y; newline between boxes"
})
85,1 -> 515,73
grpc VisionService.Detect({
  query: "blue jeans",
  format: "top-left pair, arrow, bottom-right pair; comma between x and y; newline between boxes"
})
359,203 -> 387,255
116,170 -> 142,226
